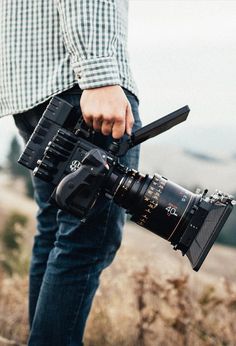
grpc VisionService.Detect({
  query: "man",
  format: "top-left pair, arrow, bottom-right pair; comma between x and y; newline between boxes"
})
0,1 -> 141,345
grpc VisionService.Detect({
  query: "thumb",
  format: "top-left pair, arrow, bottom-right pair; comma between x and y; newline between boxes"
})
125,102 -> 134,136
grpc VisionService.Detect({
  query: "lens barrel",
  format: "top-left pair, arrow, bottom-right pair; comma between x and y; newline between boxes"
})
110,167 -> 200,249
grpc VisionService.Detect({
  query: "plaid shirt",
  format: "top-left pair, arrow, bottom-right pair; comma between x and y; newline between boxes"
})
0,0 -> 138,118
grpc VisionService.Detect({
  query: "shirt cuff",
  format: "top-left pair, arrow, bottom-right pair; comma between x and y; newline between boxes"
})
71,56 -> 121,90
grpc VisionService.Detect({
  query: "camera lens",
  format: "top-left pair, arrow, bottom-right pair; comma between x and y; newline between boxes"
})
110,168 -> 200,247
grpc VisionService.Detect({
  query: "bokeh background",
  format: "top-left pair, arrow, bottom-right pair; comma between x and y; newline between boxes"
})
0,1 -> 235,345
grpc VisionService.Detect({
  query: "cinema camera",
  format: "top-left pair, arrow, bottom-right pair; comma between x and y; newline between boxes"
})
19,97 -> 235,271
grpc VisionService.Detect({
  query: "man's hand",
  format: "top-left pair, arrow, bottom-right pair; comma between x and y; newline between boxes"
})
80,85 -> 134,139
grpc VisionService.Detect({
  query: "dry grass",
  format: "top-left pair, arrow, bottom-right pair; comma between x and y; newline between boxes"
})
0,247 -> 236,346
84,260 -> 236,346
0,271 -> 28,345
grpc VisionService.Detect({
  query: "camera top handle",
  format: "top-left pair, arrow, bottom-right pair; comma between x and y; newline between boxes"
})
115,105 -> 190,157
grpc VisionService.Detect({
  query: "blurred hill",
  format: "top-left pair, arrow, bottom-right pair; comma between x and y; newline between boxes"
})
139,143 -> 236,193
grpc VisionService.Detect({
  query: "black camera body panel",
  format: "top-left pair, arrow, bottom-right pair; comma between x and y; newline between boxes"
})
18,96 -> 235,271
34,128 -> 100,185
19,97 -> 74,171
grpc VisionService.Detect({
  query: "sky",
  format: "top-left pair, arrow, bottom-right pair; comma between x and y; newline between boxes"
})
127,0 -> 236,152
0,0 -> 236,164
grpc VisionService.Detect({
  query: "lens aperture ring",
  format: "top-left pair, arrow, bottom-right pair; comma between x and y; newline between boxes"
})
135,174 -> 167,227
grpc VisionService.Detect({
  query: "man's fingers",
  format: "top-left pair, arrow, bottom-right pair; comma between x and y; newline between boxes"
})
80,86 -> 135,138
125,103 -> 134,136
93,115 -> 103,132
112,115 -> 126,139
82,107 -> 133,138
101,120 -> 113,136
83,114 -> 93,128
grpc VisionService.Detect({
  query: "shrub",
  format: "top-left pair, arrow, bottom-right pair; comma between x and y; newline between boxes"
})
0,212 -> 29,276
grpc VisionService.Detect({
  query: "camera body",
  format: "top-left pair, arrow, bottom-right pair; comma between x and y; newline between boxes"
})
19,96 -> 235,271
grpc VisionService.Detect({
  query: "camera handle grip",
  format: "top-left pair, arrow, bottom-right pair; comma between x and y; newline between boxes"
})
55,149 -> 109,218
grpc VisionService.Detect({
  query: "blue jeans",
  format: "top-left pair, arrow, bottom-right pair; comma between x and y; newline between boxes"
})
14,86 -> 141,346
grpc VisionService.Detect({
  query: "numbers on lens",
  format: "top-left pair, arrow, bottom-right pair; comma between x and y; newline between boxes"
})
166,205 -> 178,217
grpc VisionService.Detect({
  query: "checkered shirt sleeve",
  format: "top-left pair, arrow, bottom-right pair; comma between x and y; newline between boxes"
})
56,0 -> 121,89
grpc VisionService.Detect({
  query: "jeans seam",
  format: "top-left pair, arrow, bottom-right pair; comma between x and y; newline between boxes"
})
67,201 -> 113,345
67,268 -> 92,346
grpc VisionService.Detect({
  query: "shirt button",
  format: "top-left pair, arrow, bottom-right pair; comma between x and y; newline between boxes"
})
76,73 -> 81,79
